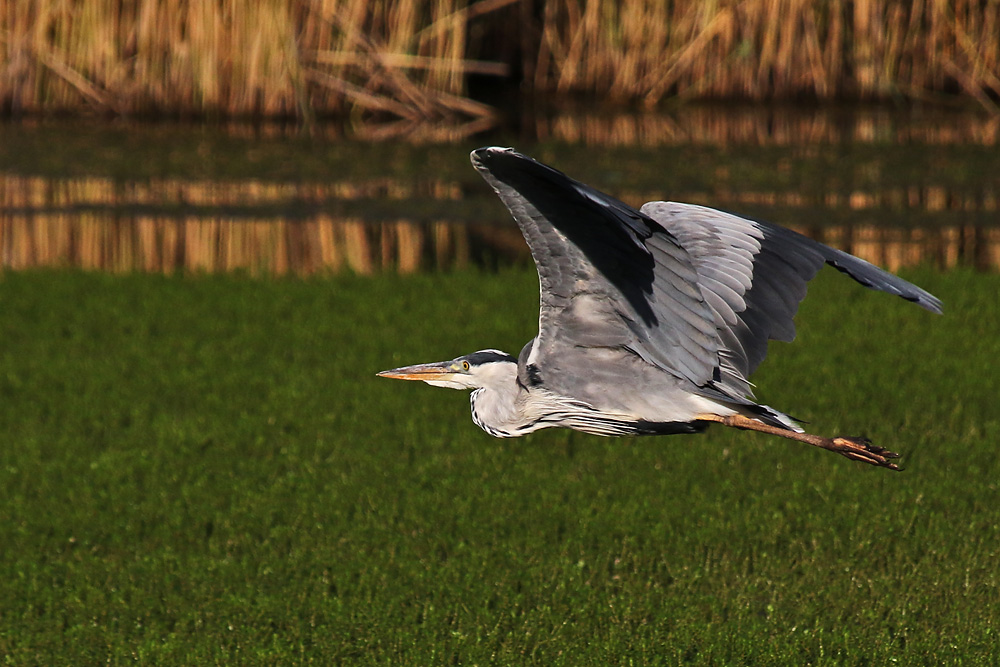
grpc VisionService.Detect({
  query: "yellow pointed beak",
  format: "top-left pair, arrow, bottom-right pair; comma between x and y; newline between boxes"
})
377,361 -> 454,382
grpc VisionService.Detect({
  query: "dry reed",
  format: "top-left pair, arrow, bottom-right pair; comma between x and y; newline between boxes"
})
533,0 -> 1000,108
0,0 -> 510,131
1,0 -> 999,127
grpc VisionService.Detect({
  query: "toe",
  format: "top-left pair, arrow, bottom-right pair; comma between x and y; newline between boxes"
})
831,436 -> 901,470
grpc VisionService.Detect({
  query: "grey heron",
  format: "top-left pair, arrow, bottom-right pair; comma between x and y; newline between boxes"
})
378,147 -> 942,470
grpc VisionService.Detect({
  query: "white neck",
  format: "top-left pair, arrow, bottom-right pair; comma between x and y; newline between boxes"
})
468,362 -> 523,437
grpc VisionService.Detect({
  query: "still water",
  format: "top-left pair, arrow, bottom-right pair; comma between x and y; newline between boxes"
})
1,106 -> 998,274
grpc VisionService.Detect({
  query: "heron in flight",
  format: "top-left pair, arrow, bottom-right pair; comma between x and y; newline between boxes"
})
379,147 -> 941,469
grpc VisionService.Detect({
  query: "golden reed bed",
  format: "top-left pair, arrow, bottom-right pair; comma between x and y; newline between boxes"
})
2,0 -> 999,130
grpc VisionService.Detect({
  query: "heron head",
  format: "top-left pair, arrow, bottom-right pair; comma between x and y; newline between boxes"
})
377,349 -> 516,390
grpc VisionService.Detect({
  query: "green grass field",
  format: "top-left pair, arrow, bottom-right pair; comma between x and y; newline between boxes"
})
0,267 -> 996,665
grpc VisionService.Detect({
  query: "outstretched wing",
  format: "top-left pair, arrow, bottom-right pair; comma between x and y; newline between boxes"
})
470,147 -> 942,400
471,147 -> 722,391
640,201 -> 942,394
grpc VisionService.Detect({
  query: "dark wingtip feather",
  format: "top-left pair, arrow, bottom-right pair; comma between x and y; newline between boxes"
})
902,292 -> 943,314
824,255 -> 943,315
471,146 -> 518,171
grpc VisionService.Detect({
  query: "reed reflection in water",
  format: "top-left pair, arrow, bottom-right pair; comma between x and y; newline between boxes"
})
2,171 -> 997,274
0,211 -> 530,275
532,106 -> 1000,147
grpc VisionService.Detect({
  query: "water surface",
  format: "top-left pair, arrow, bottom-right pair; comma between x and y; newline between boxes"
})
2,106 -> 998,273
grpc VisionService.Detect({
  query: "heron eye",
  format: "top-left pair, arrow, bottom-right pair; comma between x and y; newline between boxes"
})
462,361 -> 471,371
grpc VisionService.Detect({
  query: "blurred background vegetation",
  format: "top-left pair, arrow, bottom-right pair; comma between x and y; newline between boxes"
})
2,0 -> 999,132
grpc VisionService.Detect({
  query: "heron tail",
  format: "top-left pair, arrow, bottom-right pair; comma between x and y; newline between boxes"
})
743,403 -> 804,433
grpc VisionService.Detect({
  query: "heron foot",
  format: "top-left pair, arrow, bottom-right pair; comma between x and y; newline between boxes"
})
828,436 -> 901,470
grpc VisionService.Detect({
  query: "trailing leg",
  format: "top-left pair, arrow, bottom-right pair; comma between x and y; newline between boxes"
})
697,413 -> 900,470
